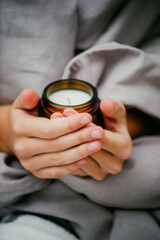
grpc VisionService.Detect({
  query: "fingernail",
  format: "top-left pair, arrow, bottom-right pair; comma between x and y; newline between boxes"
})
76,159 -> 87,166
88,142 -> 99,151
80,116 -> 90,125
91,130 -> 102,139
50,113 -> 63,119
65,112 -> 74,117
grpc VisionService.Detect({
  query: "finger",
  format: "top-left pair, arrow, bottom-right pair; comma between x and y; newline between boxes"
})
63,108 -> 78,117
15,126 -> 104,158
80,156 -> 107,181
63,108 -> 95,129
32,160 -> 87,179
13,88 -> 39,110
12,112 -> 92,138
100,98 -> 127,126
101,130 -> 132,159
21,140 -> 102,171
50,112 -> 63,119
72,169 -> 88,177
91,149 -> 124,175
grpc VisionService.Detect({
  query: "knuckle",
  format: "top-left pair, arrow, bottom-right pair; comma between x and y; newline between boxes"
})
120,147 -> 132,160
126,140 -> 133,158
66,163 -> 79,173
110,163 -> 122,175
32,171 -> 43,179
127,146 -> 132,158
14,141 -> 25,157
12,121 -> 22,136
21,159 -> 33,171
97,126 -> 105,137
95,171 -> 106,181
51,170 -> 63,179
115,135 -> 132,159
52,139 -> 63,151
77,132 -> 86,143
111,141 -> 119,153
51,153 -> 63,166
77,146 -> 86,158
14,140 -> 31,158
68,119 -> 77,132
118,149 -> 126,159
44,125 -> 54,138
21,146 -> 30,158
119,139 -> 132,160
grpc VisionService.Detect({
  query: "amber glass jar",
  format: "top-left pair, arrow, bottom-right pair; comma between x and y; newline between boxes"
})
39,79 -> 103,125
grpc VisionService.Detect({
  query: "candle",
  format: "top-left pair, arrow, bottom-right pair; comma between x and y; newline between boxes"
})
39,79 -> 103,125
48,89 -> 92,106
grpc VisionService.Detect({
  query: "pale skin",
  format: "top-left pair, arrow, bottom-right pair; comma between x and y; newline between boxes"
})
0,88 -> 133,180
54,102 -> 132,179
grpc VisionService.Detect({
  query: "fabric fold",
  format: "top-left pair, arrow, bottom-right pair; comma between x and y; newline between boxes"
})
0,153 -> 50,208
63,42 -> 160,118
61,136 -> 160,209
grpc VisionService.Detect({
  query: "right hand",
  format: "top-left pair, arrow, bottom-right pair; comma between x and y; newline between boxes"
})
0,89 -> 104,179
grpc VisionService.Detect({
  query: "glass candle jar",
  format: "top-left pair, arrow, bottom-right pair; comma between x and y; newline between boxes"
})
38,79 -> 103,126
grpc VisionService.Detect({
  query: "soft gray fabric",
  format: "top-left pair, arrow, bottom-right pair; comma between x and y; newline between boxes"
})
0,153 -> 50,208
0,214 -> 78,240
0,0 -> 77,101
61,136 -> 160,208
109,210 -> 160,240
9,180 -> 113,240
63,42 -> 160,118
0,0 -> 160,240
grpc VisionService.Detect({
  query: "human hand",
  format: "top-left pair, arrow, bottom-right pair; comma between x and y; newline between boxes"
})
63,99 -> 132,180
0,89 -> 104,179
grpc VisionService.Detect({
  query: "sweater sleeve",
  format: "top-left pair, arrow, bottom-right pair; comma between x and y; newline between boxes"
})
0,153 -> 50,208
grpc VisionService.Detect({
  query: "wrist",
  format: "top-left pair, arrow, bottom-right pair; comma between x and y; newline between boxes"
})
0,105 -> 13,154
126,108 -> 158,138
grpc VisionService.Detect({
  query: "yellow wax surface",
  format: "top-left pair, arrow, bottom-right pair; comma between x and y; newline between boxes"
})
49,89 -> 91,106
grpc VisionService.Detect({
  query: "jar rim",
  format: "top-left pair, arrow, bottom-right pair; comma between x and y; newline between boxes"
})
42,79 -> 98,108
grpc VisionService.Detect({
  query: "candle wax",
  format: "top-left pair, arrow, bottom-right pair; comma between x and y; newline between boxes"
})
49,89 -> 92,106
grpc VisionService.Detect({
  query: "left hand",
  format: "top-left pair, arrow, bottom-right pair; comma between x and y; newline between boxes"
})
62,99 -> 132,180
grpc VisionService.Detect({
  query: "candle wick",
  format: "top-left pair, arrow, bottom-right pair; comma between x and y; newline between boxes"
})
67,97 -> 71,105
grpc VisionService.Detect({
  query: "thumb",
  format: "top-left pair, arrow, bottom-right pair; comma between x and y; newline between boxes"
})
13,88 -> 39,110
100,98 -> 127,127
